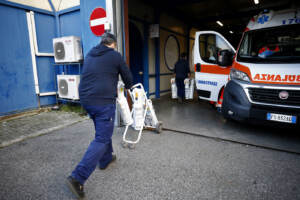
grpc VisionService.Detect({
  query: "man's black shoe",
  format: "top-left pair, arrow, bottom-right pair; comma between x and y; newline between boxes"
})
66,176 -> 85,199
99,154 -> 116,170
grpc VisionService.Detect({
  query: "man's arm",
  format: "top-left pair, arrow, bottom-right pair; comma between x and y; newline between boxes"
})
186,60 -> 191,78
119,57 -> 133,89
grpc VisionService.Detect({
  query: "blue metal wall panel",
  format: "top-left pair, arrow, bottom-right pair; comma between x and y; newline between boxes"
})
60,11 -> 81,37
36,57 -> 56,93
0,0 -> 54,16
0,5 -> 38,115
80,0 -> 106,56
143,23 -> 149,96
0,3 -> 84,115
60,11 -> 82,75
34,13 -> 56,106
58,6 -> 80,16
40,96 -> 56,106
35,13 -> 56,52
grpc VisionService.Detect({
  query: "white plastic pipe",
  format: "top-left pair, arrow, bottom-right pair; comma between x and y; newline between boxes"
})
30,11 -> 54,57
26,12 -> 40,94
39,92 -> 57,96
27,12 -> 56,96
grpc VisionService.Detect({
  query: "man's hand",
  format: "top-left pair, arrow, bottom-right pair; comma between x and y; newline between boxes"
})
171,78 -> 175,84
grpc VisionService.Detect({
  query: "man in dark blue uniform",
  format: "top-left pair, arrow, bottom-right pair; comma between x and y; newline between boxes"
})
174,53 -> 190,103
67,33 -> 133,198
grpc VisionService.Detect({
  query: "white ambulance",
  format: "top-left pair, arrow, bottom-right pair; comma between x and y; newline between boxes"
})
194,9 -> 300,125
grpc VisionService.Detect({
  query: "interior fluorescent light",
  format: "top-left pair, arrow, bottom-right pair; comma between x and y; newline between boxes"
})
254,0 -> 259,4
216,21 -> 223,27
229,31 -> 234,34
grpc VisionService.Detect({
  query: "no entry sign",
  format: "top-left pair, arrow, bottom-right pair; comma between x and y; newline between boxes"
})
89,7 -> 107,36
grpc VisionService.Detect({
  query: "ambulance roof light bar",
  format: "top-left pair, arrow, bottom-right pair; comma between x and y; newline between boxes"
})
254,0 -> 259,5
216,21 -> 223,27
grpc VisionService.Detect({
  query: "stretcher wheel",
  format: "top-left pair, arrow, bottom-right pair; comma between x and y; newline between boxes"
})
156,121 -> 163,134
128,143 -> 135,149
121,141 -> 128,148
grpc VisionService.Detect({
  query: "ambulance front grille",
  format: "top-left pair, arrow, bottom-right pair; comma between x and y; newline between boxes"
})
248,88 -> 300,107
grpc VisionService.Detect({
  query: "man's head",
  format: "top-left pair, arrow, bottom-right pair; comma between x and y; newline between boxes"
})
180,52 -> 187,59
100,32 -> 117,49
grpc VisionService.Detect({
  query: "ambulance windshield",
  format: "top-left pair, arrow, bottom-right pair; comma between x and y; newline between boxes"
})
237,24 -> 300,63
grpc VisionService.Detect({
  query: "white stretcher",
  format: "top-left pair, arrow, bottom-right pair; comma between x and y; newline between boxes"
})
184,78 -> 195,100
117,83 -> 163,148
171,78 -> 195,100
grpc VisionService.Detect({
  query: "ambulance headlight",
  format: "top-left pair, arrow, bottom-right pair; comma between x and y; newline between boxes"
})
230,68 -> 251,82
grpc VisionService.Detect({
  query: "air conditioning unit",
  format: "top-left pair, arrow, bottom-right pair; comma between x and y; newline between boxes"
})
53,36 -> 83,63
57,75 -> 80,100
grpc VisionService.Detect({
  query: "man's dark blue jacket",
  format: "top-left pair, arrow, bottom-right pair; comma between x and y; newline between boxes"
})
79,44 -> 133,106
174,59 -> 190,79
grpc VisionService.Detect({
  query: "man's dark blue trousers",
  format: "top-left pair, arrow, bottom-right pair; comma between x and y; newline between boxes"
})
176,78 -> 185,99
71,104 -> 116,185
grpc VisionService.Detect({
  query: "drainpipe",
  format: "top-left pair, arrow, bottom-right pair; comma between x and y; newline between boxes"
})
27,11 -> 59,106
29,11 -> 54,57
26,12 -> 41,107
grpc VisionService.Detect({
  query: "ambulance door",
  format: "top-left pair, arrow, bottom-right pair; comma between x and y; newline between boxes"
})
194,31 -> 235,102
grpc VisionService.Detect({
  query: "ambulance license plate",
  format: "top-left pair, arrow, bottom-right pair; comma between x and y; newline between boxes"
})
267,113 -> 297,124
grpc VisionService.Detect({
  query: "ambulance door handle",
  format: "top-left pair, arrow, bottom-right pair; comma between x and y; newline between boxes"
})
196,63 -> 201,72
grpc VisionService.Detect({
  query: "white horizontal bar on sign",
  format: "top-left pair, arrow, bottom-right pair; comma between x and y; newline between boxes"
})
90,17 -> 107,27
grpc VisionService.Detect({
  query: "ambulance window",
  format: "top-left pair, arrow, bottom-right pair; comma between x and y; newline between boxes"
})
239,34 -> 250,56
199,34 -> 232,64
237,24 -> 300,63
216,35 -> 232,52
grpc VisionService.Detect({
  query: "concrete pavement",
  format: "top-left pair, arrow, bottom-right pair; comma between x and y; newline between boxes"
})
154,96 -> 300,154
0,110 -> 87,148
1,97 -> 300,199
1,118 -> 300,199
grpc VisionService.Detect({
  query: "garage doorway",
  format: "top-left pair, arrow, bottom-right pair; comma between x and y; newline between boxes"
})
129,21 -> 144,85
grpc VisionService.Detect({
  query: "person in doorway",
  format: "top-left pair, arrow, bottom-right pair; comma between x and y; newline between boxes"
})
174,52 -> 191,103
66,33 -> 133,199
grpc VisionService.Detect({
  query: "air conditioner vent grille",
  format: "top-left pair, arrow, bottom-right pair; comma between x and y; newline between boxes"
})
58,79 -> 68,95
54,42 -> 65,60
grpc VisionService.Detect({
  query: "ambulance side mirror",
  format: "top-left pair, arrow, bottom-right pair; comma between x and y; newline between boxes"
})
217,50 -> 234,67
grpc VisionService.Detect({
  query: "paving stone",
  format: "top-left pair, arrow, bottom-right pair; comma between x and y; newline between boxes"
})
0,111 -> 87,148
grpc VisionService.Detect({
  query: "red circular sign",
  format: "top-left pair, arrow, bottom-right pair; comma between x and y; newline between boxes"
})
89,7 -> 107,36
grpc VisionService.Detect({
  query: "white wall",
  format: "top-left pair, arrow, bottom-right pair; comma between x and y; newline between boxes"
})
52,0 -> 79,11
7,0 -> 52,11
7,0 -> 80,11
159,14 -> 188,96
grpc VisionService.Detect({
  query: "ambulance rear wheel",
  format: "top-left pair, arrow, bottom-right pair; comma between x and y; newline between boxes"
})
156,121 -> 163,134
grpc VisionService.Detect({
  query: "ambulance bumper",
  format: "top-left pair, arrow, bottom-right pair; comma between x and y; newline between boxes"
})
222,80 -> 300,126
222,80 -> 251,121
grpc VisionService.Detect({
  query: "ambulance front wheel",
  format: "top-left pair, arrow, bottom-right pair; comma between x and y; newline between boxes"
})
156,121 -> 163,134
